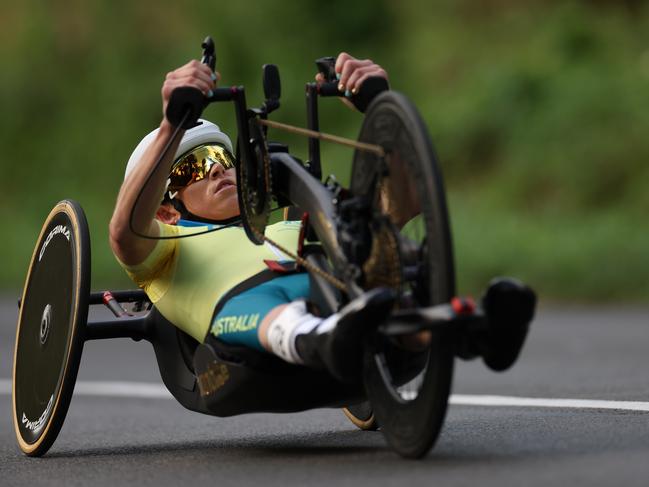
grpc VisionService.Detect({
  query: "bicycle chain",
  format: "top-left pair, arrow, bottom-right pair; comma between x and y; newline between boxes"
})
252,226 -> 348,292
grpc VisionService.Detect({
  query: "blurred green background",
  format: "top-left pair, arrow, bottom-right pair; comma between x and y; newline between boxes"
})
1,0 -> 648,301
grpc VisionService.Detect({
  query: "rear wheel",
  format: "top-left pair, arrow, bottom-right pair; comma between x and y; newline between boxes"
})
13,200 -> 90,456
351,91 -> 455,458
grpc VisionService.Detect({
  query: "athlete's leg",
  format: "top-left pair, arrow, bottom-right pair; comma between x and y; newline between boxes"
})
258,304 -> 287,350
263,288 -> 396,381
208,273 -> 310,351
209,273 -> 396,381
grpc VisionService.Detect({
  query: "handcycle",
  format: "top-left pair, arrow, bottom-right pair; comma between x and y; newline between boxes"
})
12,37 -> 536,459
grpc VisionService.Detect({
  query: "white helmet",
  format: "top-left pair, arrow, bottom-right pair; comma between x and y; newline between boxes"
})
124,119 -> 234,180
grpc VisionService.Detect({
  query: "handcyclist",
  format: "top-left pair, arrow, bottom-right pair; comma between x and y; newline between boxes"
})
109,53 -> 393,381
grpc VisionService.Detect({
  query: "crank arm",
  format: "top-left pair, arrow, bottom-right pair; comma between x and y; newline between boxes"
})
379,298 -> 486,337
378,278 -> 537,365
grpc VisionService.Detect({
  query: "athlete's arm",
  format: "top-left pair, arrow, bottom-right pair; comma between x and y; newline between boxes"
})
109,60 -> 217,265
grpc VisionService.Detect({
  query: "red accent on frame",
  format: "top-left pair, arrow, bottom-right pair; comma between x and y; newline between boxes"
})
451,296 -> 476,315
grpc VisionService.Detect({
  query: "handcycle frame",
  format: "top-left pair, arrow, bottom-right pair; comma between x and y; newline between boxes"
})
13,40 -> 535,459
82,77 -> 483,414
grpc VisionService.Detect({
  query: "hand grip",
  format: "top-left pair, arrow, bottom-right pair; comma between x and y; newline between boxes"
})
314,55 -> 389,112
316,76 -> 389,113
165,86 -> 206,128
350,76 -> 389,112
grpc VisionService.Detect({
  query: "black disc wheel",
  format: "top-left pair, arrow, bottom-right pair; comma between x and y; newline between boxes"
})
351,91 -> 455,458
13,200 -> 90,456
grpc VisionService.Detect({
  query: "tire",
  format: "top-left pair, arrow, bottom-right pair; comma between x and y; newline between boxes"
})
13,200 -> 90,456
351,91 -> 455,458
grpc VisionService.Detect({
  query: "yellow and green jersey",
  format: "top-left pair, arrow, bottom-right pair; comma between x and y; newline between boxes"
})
116,219 -> 301,342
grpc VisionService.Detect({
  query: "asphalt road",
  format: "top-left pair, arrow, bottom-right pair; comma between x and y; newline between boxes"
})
1,296 -> 648,486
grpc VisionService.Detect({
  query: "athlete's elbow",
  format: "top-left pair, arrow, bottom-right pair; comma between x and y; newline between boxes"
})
109,214 -> 157,266
108,217 -> 130,258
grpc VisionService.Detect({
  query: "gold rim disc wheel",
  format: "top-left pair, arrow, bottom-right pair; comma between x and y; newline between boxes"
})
12,200 -> 90,456
343,402 -> 379,431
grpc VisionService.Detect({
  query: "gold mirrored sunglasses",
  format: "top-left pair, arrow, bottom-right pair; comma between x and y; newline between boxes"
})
167,144 -> 236,193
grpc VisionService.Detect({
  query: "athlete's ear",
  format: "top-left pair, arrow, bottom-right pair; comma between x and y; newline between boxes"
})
156,202 -> 181,224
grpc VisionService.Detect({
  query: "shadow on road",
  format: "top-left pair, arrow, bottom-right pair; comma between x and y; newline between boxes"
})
47,430 -> 384,460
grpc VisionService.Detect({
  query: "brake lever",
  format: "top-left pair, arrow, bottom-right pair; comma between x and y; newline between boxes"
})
201,36 -> 216,72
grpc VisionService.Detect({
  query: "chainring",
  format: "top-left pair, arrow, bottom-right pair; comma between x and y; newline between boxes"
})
237,118 -> 272,244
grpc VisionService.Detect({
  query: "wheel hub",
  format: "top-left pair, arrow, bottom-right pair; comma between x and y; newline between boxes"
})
39,304 -> 52,346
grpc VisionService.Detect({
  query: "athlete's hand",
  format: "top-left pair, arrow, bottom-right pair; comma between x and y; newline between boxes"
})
161,60 -> 220,120
315,52 -> 389,111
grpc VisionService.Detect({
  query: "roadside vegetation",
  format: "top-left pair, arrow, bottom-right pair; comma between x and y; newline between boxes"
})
1,0 -> 647,301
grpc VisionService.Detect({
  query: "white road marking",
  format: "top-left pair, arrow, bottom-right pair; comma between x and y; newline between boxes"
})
1,379 -> 648,412
0,379 -> 173,399
73,381 -> 175,399
449,394 -> 649,412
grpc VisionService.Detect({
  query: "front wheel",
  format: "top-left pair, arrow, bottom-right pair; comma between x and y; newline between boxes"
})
351,91 -> 456,458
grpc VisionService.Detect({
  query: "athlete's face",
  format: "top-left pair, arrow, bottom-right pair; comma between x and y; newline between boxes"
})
177,161 -> 240,220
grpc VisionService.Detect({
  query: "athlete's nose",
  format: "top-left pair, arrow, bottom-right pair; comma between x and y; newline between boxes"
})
209,160 -> 226,179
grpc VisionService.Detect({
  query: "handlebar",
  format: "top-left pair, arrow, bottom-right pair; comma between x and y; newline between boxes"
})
165,38 -> 391,129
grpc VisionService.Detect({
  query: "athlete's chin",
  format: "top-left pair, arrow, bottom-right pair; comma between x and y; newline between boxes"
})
208,196 -> 240,220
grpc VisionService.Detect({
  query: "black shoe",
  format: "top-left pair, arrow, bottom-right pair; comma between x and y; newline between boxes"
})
296,287 -> 396,382
480,278 -> 536,371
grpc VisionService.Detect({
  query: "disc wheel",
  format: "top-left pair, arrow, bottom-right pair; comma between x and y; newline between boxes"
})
351,91 -> 455,458
13,200 -> 90,456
